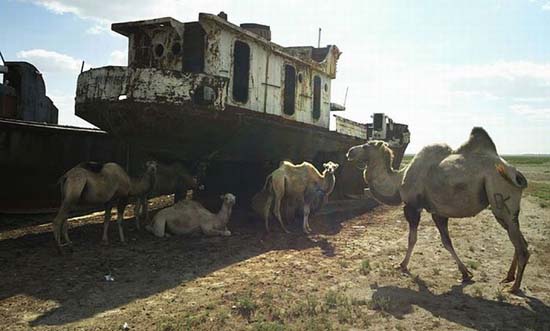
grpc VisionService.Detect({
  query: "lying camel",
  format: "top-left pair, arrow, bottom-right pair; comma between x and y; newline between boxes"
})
347,127 -> 529,292
52,161 -> 157,252
254,161 -> 338,233
146,193 -> 236,237
134,160 -> 201,227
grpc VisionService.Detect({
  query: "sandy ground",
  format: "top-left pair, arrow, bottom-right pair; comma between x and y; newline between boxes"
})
0,190 -> 549,331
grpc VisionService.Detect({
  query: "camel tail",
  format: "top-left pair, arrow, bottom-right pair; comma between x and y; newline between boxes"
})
261,174 -> 274,192
496,163 -> 528,189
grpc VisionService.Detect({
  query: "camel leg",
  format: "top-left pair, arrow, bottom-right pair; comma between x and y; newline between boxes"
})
202,226 -> 231,237
263,194 -> 273,233
174,189 -> 183,203
134,199 -> 142,231
62,220 -> 72,245
116,200 -> 127,243
502,252 -> 518,283
102,205 -> 112,244
432,214 -> 473,282
493,217 -> 518,283
146,214 -> 167,237
52,203 -> 71,250
399,205 -> 421,271
486,184 -> 529,293
302,203 -> 311,234
504,219 -> 529,293
273,198 -> 290,233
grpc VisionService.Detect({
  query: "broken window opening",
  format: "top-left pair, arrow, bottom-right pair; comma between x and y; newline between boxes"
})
193,85 -> 216,106
313,75 -> 321,120
132,33 -> 153,68
283,65 -> 296,115
182,23 -> 205,73
232,40 -> 250,103
172,42 -> 181,55
154,44 -> 164,58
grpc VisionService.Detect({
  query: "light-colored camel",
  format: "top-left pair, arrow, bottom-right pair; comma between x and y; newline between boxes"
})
134,161 -> 201,227
52,161 -> 157,251
346,127 -> 529,292
146,193 -> 236,237
253,161 -> 339,233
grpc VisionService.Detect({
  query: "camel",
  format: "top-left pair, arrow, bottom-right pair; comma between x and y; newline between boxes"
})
146,193 -> 236,237
253,161 -> 339,233
134,160 -> 201,227
346,127 -> 529,292
52,160 -> 158,251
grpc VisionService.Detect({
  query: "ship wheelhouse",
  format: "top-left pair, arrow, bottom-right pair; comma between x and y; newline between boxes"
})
76,13 -> 341,131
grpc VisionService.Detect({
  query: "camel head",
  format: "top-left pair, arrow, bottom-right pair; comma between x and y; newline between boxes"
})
145,160 -> 158,174
346,141 -> 394,167
220,193 -> 237,207
322,161 -> 339,175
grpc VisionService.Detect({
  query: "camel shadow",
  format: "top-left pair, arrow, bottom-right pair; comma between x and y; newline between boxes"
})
0,202 -> 372,327
371,276 -> 550,330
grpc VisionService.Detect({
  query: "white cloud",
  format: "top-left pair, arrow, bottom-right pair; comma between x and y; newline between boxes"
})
543,2 -> 550,10
510,104 -> 550,120
109,50 -> 127,66
86,24 -> 109,35
16,49 -> 83,74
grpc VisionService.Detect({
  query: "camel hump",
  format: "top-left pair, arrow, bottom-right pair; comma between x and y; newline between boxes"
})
79,161 -> 105,173
456,127 -> 497,155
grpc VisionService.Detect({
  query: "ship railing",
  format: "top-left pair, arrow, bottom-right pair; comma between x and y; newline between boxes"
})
76,66 -> 229,110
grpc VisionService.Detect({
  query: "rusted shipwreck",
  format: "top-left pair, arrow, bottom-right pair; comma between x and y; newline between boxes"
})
0,12 -> 409,213
75,12 -> 410,200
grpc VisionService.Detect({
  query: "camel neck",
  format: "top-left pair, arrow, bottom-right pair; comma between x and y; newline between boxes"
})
321,170 -> 336,195
217,203 -> 232,223
366,159 -> 404,205
130,171 -> 155,196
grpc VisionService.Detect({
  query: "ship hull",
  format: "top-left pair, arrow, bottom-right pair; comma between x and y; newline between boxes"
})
76,100 -> 365,162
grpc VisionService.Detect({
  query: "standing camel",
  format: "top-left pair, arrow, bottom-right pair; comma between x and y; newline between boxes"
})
254,161 -> 339,233
346,127 -> 529,292
52,160 -> 157,252
134,160 -> 201,227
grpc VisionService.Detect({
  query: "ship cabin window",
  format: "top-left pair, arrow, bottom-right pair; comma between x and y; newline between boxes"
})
182,23 -> 205,73
283,65 -> 296,115
232,40 -> 250,103
312,75 -> 321,120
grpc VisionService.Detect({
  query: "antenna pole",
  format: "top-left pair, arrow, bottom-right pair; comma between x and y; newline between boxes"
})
343,86 -> 349,107
80,61 -> 85,73
0,51 -> 5,65
317,28 -> 321,48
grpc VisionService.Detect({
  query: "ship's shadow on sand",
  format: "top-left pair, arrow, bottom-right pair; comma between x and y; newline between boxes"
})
0,204 -> 359,327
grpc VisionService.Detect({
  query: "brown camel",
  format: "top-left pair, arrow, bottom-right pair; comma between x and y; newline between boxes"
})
253,161 -> 339,233
52,161 -> 157,252
134,160 -> 200,227
347,127 -> 529,292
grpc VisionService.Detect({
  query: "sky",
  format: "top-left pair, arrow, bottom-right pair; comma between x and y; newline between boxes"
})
1,0 -> 550,154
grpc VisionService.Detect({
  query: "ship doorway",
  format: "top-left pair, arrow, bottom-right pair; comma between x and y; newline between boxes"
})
182,23 -> 205,73
312,75 -> 321,120
283,65 -> 296,115
232,41 -> 250,103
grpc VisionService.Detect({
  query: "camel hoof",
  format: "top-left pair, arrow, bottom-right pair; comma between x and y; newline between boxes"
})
395,263 -> 409,273
101,240 -> 109,246
500,276 -> 515,284
461,273 -> 474,283
508,285 -> 521,294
